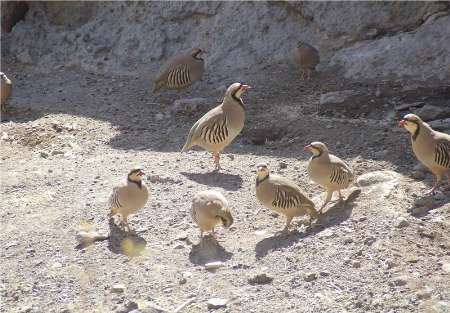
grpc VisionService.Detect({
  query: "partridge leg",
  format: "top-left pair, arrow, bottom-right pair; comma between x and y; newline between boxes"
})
282,216 -> 293,234
213,152 -> 222,171
306,69 -> 312,80
318,190 -> 333,214
426,175 -> 442,196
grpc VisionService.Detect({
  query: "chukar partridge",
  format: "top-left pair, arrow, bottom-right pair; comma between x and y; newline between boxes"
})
108,166 -> 149,231
295,41 -> 320,80
255,163 -> 318,233
181,82 -> 251,170
153,48 -> 205,92
399,113 -> 450,195
305,142 -> 355,213
1,72 -> 12,113
191,190 -> 233,238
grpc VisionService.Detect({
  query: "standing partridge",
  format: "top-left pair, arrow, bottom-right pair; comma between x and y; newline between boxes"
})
255,163 -> 318,233
399,113 -> 450,195
181,82 -> 250,171
305,141 -> 355,213
295,41 -> 320,80
108,166 -> 149,231
1,72 -> 12,113
153,48 -> 205,93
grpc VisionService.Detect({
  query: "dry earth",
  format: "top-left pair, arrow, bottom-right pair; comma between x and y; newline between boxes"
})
1,58 -> 449,313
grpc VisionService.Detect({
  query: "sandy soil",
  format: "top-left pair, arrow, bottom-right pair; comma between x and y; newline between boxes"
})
1,59 -> 449,313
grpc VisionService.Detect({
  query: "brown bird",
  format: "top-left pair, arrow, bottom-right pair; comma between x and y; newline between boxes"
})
1,72 -> 12,113
255,163 -> 318,233
108,166 -> 149,231
153,48 -> 205,92
181,82 -> 250,170
191,190 -> 233,238
399,113 -> 450,195
295,41 -> 320,80
305,142 -> 355,213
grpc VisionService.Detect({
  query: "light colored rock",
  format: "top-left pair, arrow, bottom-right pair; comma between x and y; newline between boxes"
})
357,170 -> 400,187
207,298 -> 229,309
204,261 -> 224,270
396,217 -> 410,228
428,118 -> 450,131
416,104 -> 450,121
442,262 -> 450,273
319,90 -> 359,106
111,284 -> 126,293
5,2 -> 449,82
303,272 -> 317,282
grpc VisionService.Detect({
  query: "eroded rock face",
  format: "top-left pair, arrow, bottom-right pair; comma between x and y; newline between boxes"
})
3,2 -> 450,82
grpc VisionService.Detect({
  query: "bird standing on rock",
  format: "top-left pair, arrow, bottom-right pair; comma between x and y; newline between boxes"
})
255,163 -> 318,233
191,190 -> 233,239
305,142 -> 355,214
108,166 -> 149,232
399,113 -> 450,195
295,41 -> 320,80
1,72 -> 12,113
181,82 -> 251,171
153,48 -> 205,93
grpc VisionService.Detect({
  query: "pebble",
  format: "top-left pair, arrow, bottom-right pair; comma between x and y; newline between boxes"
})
442,263 -> 450,273
395,217 -> 410,228
352,261 -> 361,268
111,284 -> 126,294
40,151 -> 49,158
155,113 -> 164,121
319,271 -> 330,277
392,275 -> 408,286
303,272 -> 317,282
204,261 -> 224,270
207,298 -> 229,309
279,161 -> 287,169
248,273 -> 274,285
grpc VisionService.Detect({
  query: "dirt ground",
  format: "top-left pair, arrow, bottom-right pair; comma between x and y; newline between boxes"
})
1,58 -> 449,313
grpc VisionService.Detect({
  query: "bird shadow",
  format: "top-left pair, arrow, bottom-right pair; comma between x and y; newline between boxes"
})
180,171 -> 243,191
107,217 -> 147,257
255,189 -> 360,259
188,235 -> 233,265
408,190 -> 450,217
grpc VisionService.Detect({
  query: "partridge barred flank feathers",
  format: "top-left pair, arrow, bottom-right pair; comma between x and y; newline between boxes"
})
181,82 -> 251,171
255,163 -> 318,233
1,72 -> 12,113
191,190 -> 233,239
108,166 -> 149,232
399,113 -> 450,195
305,142 -> 355,214
153,48 -> 205,93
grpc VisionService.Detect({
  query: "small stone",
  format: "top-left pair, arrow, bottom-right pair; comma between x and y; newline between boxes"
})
442,263 -> 450,273
51,149 -> 64,156
279,161 -> 287,169
204,261 -> 224,270
319,90 -> 360,106
396,217 -> 410,228
173,243 -> 184,249
364,237 -> 376,246
155,113 -> 164,121
352,261 -> 361,268
52,262 -> 62,268
40,151 -> 49,158
392,275 -> 408,286
319,271 -> 330,277
207,298 -> 228,309
248,273 -> 273,285
111,284 -> 126,293
303,272 -> 317,282
173,98 -> 208,114
1,132 -> 8,140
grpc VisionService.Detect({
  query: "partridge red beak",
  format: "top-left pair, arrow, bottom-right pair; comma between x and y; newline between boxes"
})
398,120 -> 406,127
241,84 -> 251,91
138,171 -> 145,176
304,145 -> 311,151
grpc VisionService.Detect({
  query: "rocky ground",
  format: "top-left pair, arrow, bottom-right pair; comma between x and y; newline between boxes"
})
1,58 -> 449,313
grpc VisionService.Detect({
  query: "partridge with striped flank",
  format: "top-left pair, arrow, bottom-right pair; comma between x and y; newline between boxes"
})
255,163 -> 318,233
1,72 -> 12,113
305,142 -> 355,213
191,190 -> 233,239
153,48 -> 205,93
399,113 -> 450,195
108,166 -> 149,231
181,82 -> 250,170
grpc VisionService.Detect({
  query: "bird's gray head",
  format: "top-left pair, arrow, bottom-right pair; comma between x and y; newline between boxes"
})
399,113 -> 423,134
0,72 -> 7,81
128,166 -> 145,182
226,82 -> 251,102
191,48 -> 206,60
304,141 -> 328,157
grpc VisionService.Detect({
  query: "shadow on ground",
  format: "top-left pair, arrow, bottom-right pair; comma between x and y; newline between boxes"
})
188,235 -> 233,265
255,189 -> 360,259
181,171 -> 243,191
